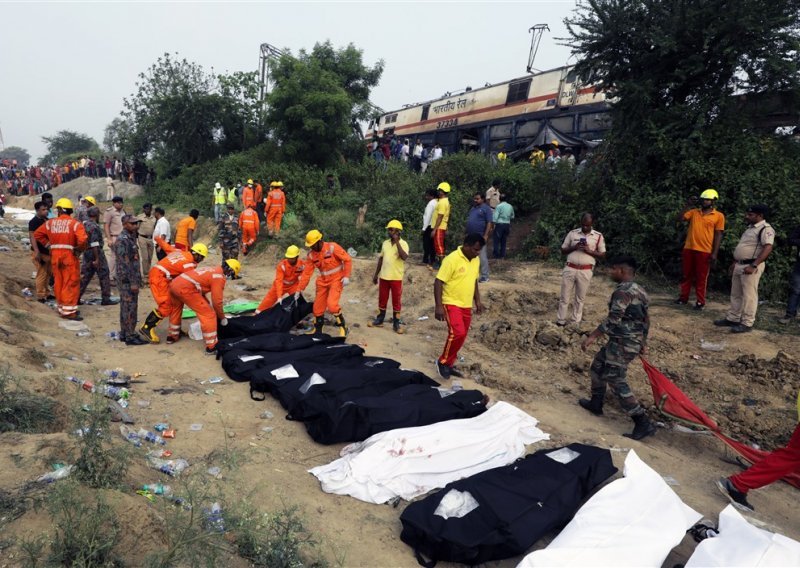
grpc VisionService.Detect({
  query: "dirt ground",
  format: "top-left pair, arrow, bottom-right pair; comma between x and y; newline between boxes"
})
0,196 -> 798,567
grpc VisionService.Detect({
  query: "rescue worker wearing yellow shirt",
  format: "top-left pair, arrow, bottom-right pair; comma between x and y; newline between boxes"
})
431,181 -> 451,268
434,233 -> 485,379
368,220 -> 409,334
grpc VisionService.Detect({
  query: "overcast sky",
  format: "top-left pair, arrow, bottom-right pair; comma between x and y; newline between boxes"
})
1,1 -> 580,162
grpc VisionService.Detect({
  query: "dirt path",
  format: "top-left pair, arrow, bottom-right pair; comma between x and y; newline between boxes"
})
0,211 -> 798,567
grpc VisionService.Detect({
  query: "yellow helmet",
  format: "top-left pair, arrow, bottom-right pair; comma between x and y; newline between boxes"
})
437,182 -> 451,193
270,181 -> 279,187
386,219 -> 403,231
285,245 -> 301,259
276,181 -> 284,187
247,179 -> 254,185
55,197 -> 74,209
305,229 -> 323,248
190,243 -> 208,258
84,196 -> 96,206
551,139 -> 559,146
225,259 -> 241,277
699,189 -> 719,200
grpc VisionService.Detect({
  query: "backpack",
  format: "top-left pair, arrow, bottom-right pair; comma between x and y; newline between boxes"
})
399,443 -> 617,566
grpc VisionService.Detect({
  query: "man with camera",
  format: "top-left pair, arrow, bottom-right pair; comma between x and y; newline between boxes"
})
676,189 -> 725,310
557,212 -> 606,327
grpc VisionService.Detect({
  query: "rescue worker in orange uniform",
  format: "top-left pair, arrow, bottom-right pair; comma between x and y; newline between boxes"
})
166,259 -> 240,354
138,237 -> 208,343
297,229 -> 352,337
253,179 -> 264,222
241,179 -> 256,210
239,204 -> 260,255
265,180 -> 286,236
255,245 -> 306,314
34,198 -> 88,320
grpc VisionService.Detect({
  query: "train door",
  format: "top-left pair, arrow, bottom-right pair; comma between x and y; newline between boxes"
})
557,68 -> 578,108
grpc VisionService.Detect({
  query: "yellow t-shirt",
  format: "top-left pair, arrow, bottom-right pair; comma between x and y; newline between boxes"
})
379,238 -> 409,281
175,216 -> 197,246
437,246 -> 479,308
434,197 -> 451,231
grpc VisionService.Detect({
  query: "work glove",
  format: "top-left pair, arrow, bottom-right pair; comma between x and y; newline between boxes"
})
254,309 -> 261,315
342,277 -> 350,287
220,318 -> 229,326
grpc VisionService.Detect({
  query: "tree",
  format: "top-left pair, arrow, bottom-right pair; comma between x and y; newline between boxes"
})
103,118 -> 125,153
40,130 -> 100,165
0,146 -> 31,166
118,53 -> 264,176
265,41 -> 384,166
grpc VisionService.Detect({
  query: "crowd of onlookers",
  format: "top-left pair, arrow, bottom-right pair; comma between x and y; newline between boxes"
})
0,157 -> 156,197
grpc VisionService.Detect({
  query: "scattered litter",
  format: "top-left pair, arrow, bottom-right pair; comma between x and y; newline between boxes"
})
147,448 -> 173,459
162,429 -> 176,439
260,411 -> 274,419
0,246 -> 10,252
690,354 -> 701,360
147,457 -> 189,476
37,465 -> 74,483
204,389 -> 215,396
662,475 -> 680,486
458,355 -> 465,362
672,424 -> 712,435
201,376 -> 224,385
189,423 -> 203,431
137,400 -> 151,408
75,331 -> 91,338
59,320 -> 89,332
261,426 -> 274,433
204,503 -> 225,533
347,247 -> 358,257
417,316 -> 429,321
142,483 -> 172,496
207,466 -> 221,477
119,425 -> 142,447
42,341 -> 55,348
154,423 -> 169,432
21,287 -> 33,298
700,339 -> 726,351
188,321 -> 203,341
451,380 -> 463,391
43,362 -> 54,370
347,298 -> 361,304
105,331 -> 121,340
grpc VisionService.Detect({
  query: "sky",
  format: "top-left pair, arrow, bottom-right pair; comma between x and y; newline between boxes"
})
0,1 -> 581,162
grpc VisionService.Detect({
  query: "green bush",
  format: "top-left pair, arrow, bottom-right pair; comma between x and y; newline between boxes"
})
0,367 -> 58,433
72,393 -> 130,489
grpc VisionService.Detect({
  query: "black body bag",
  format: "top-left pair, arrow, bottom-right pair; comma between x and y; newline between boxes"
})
221,342 -> 364,383
399,443 -> 617,566
218,295 -> 313,339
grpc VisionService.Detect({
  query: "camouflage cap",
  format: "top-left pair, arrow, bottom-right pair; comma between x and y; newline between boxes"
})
121,215 -> 142,224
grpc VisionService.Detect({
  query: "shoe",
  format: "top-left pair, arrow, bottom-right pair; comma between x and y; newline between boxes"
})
778,315 -> 795,325
334,312 -> 348,338
624,414 -> 657,440
78,299 -> 86,306
556,321 -> 567,327
673,298 -> 688,305
166,335 -> 179,345
731,324 -> 752,333
436,361 -> 451,380
63,314 -> 83,321
479,277 -> 489,283
693,303 -> 705,311
368,310 -> 386,328
449,366 -> 464,378
46,294 -> 56,300
139,310 -> 162,343
125,335 -> 149,346
393,319 -> 405,334
101,298 -> 119,306
715,478 -> 754,512
714,318 -> 737,327
205,347 -> 217,356
578,395 -> 604,416
37,298 -> 47,304
307,316 -> 324,335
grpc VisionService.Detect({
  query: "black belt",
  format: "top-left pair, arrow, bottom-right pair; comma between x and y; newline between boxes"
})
736,259 -> 757,264
139,234 -> 153,238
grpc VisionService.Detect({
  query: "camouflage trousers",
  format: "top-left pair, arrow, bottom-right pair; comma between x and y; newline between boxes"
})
221,244 -> 239,263
79,252 -> 112,300
589,339 -> 645,416
118,283 -> 139,341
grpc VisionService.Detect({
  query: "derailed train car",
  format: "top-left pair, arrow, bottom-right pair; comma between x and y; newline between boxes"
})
368,65 -> 611,155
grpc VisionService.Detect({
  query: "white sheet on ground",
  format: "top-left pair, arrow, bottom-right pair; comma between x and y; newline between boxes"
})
517,450 -> 701,567
308,401 -> 549,504
686,505 -> 800,567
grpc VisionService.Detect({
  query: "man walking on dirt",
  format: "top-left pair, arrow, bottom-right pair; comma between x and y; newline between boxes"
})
579,255 -> 656,441
28,201 -> 53,303
557,213 -> 606,327
434,233 -> 485,380
79,206 -> 117,306
212,182 -> 226,223
103,196 -> 125,284
676,189 -> 725,310
466,192 -> 493,283
421,189 -> 437,268
432,182 -> 451,268
114,215 -> 148,346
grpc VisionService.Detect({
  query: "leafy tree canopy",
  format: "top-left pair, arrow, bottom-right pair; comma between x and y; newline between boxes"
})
265,41 -> 384,167
118,53 -> 264,176
0,146 -> 31,166
40,130 -> 100,165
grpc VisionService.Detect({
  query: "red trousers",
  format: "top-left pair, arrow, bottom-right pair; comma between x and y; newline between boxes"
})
433,229 -> 447,257
731,422 -> 800,493
679,249 -> 712,305
378,278 -> 402,312
439,304 -> 472,367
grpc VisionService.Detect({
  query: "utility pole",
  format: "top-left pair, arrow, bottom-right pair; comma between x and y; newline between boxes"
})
527,24 -> 550,74
258,43 -> 285,114
0,124 -> 5,151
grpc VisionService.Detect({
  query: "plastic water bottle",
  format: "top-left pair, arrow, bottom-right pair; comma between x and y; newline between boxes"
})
21,287 -> 33,298
204,503 -> 225,533
104,368 -> 124,379
147,457 -> 189,477
102,385 -> 130,400
65,376 -> 95,393
137,428 -> 166,445
37,465 -> 74,483
119,425 -> 142,447
105,331 -> 120,340
142,483 -> 173,496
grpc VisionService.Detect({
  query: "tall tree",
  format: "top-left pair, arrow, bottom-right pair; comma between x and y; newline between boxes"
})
40,130 -> 100,165
0,146 -> 31,166
265,41 -> 384,166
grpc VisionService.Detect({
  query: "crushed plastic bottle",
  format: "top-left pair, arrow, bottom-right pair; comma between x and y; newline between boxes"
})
153,423 -> 169,432
42,341 -> 55,348
21,287 -> 33,298
203,502 -> 225,533
37,465 -> 74,483
699,338 -> 726,352
146,448 -> 173,459
43,362 -> 54,370
65,376 -> 95,393
104,368 -> 125,379
142,483 -> 173,496
207,466 -> 221,477
147,457 -> 189,477
260,411 -> 274,419
105,331 -> 120,340
76,331 -> 91,338
137,428 -> 166,445
102,385 -> 130,400
119,425 -> 142,447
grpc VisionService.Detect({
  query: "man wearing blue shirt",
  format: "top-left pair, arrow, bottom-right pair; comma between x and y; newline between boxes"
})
465,193 -> 494,282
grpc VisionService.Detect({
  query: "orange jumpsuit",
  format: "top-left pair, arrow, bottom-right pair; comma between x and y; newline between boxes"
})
148,237 -> 197,318
265,188 -> 286,235
256,258 -> 307,312
241,185 -> 255,209
254,183 -> 263,206
239,207 -> 260,254
298,242 -> 352,317
167,266 -> 227,349
34,214 -> 88,318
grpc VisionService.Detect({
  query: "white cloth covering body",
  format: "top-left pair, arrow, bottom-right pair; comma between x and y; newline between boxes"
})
309,401 -> 549,504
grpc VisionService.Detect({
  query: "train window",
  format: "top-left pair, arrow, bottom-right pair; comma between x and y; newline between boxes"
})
421,105 -> 430,121
565,70 -> 577,83
506,79 -> 532,105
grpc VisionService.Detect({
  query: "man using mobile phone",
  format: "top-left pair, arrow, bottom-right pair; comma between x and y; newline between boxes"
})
557,212 -> 606,327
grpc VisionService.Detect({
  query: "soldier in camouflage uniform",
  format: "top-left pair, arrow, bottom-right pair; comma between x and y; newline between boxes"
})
113,216 -> 148,346
218,204 -> 240,273
579,255 -> 656,440
79,206 -> 118,305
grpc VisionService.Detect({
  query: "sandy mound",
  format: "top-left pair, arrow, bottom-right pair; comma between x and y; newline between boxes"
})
9,177 -> 144,209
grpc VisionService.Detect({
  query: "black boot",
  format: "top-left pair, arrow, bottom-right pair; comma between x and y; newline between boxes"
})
307,316 -> 325,335
578,387 -> 605,416
139,309 -> 163,343
392,311 -> 405,334
624,413 -> 657,440
334,312 -> 348,338
368,309 -> 386,327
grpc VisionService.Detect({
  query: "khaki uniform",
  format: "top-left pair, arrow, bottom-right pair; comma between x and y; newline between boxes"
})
725,220 -> 775,327
136,213 -> 157,283
557,228 -> 605,325
103,207 -> 123,281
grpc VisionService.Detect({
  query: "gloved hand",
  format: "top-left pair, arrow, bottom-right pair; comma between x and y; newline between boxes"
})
220,318 -> 229,326
293,292 -> 300,300
254,309 -> 261,315
342,277 -> 350,287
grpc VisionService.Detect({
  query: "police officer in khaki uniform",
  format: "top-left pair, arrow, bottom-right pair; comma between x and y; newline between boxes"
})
557,213 -> 606,326
714,204 -> 775,333
136,203 -> 157,285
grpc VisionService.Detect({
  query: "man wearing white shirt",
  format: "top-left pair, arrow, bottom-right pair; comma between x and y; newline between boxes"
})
401,139 -> 410,163
421,188 -> 438,268
152,207 -> 171,261
431,143 -> 443,161
412,140 -> 423,172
